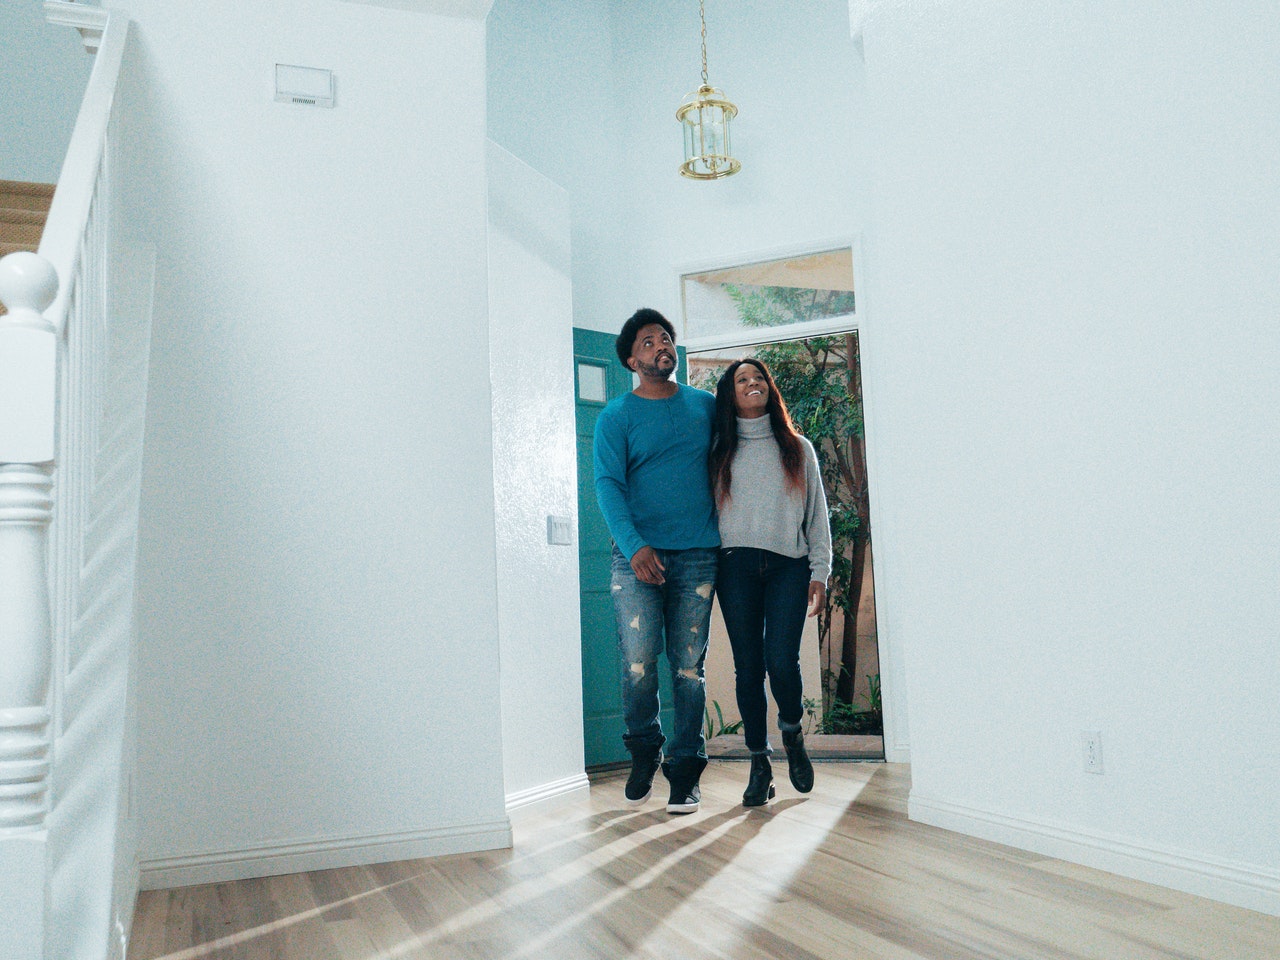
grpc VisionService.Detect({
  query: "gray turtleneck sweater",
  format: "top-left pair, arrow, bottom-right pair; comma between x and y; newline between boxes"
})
717,415 -> 833,584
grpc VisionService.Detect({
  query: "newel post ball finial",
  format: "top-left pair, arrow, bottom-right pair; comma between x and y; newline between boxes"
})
0,252 -> 59,323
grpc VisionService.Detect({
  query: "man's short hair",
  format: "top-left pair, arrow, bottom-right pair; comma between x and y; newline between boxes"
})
616,308 -> 677,366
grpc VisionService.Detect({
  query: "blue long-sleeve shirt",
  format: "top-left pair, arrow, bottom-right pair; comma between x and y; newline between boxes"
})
593,384 -> 720,560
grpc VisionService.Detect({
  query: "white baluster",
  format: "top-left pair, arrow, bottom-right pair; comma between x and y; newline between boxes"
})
0,252 -> 59,831
0,466 -> 53,829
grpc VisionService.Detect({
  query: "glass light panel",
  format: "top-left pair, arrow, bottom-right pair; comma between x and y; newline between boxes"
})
680,248 -> 856,342
704,107 -> 724,158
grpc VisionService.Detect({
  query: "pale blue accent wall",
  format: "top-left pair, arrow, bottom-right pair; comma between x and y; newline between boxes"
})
0,1 -> 93,182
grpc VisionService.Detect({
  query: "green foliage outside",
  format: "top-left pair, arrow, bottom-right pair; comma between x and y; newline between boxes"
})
803,672 -> 882,735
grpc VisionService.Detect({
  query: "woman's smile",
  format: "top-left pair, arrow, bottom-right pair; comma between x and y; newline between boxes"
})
734,366 -> 770,417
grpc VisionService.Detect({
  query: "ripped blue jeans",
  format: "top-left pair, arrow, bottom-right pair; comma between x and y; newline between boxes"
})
611,545 -> 717,760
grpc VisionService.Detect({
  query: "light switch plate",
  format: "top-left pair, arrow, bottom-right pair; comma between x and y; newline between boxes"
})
547,515 -> 573,546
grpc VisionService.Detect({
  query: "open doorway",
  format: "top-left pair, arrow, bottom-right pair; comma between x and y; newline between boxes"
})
681,246 -> 884,762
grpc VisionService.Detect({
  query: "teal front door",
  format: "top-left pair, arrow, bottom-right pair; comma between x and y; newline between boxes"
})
574,328 -> 680,767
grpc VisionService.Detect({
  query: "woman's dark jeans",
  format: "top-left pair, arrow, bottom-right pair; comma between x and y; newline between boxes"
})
716,547 -> 810,754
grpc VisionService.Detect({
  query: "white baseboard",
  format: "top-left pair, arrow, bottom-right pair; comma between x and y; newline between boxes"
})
505,773 -> 590,816
139,818 -> 513,891
909,792 -> 1280,917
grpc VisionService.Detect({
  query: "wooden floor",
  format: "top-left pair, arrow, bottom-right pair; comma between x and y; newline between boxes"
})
129,763 -> 1280,960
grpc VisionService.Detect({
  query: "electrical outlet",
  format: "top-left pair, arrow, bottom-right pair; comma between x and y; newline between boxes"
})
1081,731 -> 1104,774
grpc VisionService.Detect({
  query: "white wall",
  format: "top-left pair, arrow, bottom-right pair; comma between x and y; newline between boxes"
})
109,0 -> 510,886
0,1 -> 92,182
486,142 -> 587,810
857,0 -> 1280,913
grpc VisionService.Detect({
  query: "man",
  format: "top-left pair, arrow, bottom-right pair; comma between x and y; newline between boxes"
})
594,308 -> 719,814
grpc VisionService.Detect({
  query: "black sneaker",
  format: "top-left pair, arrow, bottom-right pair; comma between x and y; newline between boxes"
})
661,756 -> 708,814
667,780 -> 701,814
624,747 -> 663,805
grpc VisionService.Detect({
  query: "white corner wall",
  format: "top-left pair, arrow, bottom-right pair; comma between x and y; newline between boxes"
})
486,0 -> 628,328
110,0 -> 510,887
487,142 -> 587,812
857,0 -> 1280,914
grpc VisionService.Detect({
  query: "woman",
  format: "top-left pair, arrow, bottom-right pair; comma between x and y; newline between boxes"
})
710,358 -> 832,806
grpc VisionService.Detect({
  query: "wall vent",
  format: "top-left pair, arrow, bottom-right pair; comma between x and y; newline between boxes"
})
275,64 -> 335,108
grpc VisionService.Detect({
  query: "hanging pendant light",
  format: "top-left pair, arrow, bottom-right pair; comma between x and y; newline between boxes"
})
677,0 -> 740,180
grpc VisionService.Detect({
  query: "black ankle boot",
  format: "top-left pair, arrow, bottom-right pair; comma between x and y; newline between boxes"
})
742,754 -> 775,807
782,727 -> 814,793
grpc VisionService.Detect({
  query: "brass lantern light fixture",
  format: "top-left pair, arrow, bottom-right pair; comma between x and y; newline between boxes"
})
677,0 -> 740,180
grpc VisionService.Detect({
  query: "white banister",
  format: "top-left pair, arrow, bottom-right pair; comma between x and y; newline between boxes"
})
39,9 -> 128,333
1,9 -> 145,960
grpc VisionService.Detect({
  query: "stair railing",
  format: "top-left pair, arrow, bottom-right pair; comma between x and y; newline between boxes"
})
0,8 -> 143,960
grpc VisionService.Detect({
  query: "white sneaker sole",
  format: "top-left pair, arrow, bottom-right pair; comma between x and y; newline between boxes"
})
666,799 -> 699,814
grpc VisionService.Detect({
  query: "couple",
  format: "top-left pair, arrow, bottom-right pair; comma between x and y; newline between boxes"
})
594,308 -> 832,814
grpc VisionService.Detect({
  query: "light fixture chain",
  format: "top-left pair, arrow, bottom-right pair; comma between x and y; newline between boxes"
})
699,0 -> 709,86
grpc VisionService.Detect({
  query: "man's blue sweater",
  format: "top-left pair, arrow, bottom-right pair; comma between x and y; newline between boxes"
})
593,384 -> 720,561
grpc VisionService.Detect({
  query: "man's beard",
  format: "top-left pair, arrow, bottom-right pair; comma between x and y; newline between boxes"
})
635,352 -> 676,379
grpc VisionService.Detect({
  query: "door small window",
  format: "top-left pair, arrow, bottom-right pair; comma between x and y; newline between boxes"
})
576,362 -> 608,404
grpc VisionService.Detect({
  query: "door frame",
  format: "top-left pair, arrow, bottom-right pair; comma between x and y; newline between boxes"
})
673,235 -> 909,763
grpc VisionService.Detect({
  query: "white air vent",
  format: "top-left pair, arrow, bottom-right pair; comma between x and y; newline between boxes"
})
275,64 -> 334,108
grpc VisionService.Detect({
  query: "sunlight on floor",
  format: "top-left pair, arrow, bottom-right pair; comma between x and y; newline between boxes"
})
658,776 -> 869,958
507,806 -> 775,960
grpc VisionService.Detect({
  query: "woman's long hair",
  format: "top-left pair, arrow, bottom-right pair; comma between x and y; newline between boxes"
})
709,358 -> 806,505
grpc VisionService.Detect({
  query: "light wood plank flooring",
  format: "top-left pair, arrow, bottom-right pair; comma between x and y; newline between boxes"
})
129,763 -> 1280,959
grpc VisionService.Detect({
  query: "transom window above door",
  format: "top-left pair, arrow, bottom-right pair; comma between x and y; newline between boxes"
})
680,246 -> 856,351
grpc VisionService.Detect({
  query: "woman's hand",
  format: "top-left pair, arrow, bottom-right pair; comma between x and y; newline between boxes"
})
807,581 -> 826,617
